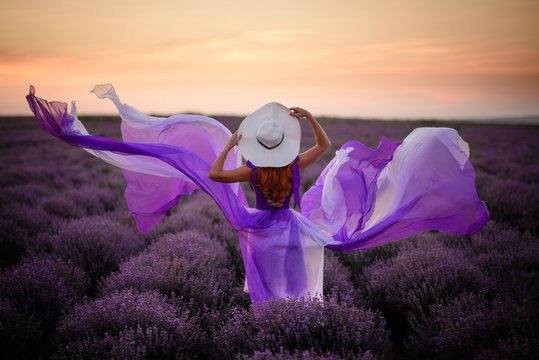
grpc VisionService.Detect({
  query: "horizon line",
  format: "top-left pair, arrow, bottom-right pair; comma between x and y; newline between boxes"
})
4,112 -> 539,125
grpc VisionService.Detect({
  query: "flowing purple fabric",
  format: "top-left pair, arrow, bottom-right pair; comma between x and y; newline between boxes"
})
26,85 -> 489,304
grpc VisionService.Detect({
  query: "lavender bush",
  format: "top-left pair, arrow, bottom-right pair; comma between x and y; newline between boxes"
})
32,215 -> 146,296
0,298 -> 43,360
0,183 -> 49,206
215,296 -> 392,359
406,290 -> 536,359
41,196 -> 87,219
0,182 -> 66,267
0,164 -> 61,188
442,221 -> 539,303
63,185 -> 120,215
101,230 -> 246,310
149,192 -> 231,240
362,236 -> 491,346
323,253 -> 363,307
55,289 -> 207,359
476,172 -> 538,231
1,202 -> 62,236
333,240 -> 402,288
148,192 -> 244,280
0,255 -> 87,359
240,348 -> 379,359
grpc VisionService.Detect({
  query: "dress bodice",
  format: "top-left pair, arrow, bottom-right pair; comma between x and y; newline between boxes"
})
246,156 -> 301,210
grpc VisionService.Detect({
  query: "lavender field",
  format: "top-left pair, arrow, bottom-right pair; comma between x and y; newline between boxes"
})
1,115 -> 538,359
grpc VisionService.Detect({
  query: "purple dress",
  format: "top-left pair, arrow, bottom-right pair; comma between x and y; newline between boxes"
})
26,85 -> 489,304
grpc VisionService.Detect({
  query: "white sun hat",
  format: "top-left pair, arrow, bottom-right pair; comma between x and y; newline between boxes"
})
238,102 -> 301,167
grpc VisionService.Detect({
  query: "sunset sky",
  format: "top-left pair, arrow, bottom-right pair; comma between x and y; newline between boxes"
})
1,0 -> 538,119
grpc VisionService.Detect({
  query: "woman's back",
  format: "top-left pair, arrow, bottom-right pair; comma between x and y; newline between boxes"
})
247,156 -> 300,210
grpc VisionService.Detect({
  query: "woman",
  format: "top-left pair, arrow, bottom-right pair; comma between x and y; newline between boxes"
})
26,85 -> 489,303
207,103 -> 332,300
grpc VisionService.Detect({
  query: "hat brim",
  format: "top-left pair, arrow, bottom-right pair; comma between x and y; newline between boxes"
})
238,102 -> 301,167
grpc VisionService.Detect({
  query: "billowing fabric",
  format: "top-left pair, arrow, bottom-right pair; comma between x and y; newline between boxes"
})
26,85 -> 489,304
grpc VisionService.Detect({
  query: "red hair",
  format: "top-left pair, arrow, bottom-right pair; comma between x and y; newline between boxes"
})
255,162 -> 293,207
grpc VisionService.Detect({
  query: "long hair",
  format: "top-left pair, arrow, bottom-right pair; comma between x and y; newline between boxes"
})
255,162 -> 293,206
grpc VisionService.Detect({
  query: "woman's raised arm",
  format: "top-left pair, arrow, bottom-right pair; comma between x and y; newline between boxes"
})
289,107 -> 331,170
208,131 -> 251,183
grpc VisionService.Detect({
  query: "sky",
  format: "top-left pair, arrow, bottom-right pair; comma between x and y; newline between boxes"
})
1,0 -> 538,119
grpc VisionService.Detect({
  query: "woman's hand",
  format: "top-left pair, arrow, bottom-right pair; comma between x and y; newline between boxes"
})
289,106 -> 331,171
289,107 -> 313,120
226,131 -> 242,150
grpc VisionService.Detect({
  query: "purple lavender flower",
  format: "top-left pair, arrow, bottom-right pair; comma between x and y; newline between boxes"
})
1,202 -> 62,235
215,296 -> 392,358
323,254 -> 363,307
37,215 -> 146,296
406,290 -> 536,359
55,289 -> 207,359
333,240 -> 402,289
148,193 -> 244,280
240,348 -> 379,359
364,238 -> 488,314
101,230 -> 245,309
0,183 -> 49,206
476,172 -> 538,231
0,255 -> 87,359
464,221 -> 539,303
41,196 -> 87,219
62,186 -> 119,215
362,236 -> 490,349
